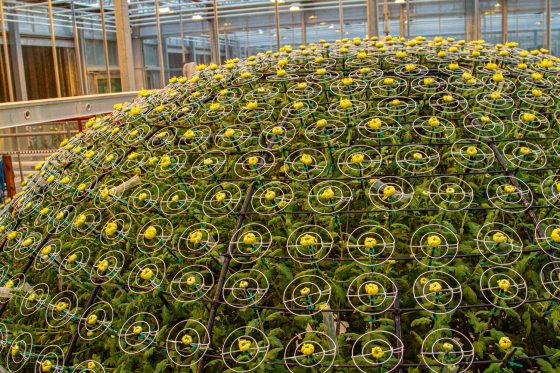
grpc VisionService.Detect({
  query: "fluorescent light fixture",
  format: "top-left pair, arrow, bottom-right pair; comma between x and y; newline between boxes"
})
270,0 -> 285,3
192,14 -> 203,20
395,0 -> 405,4
158,6 -> 171,14
289,5 -> 300,12
309,15 -> 317,19
319,21 -> 327,25
258,29 -> 264,34
328,24 -> 334,29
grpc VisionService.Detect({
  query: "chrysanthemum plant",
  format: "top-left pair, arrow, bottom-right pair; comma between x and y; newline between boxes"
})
1,35 -> 560,373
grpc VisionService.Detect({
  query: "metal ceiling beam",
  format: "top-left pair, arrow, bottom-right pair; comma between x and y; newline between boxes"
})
0,92 -> 139,129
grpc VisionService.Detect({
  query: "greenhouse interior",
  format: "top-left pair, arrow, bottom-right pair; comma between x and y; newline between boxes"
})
2,0 -> 560,372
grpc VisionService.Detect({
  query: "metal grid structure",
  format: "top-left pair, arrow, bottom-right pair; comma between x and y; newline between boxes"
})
0,36 -> 560,372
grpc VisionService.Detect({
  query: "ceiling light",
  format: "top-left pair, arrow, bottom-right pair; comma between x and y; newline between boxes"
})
395,0 -> 405,4
158,6 -> 171,14
328,24 -> 334,29
270,0 -> 285,3
495,2 -> 501,6
258,29 -> 264,34
289,5 -> 300,12
192,14 -> 203,20
319,21 -> 327,25
309,15 -> 316,19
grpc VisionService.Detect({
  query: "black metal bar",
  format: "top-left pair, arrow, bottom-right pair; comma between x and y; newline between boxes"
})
63,285 -> 101,366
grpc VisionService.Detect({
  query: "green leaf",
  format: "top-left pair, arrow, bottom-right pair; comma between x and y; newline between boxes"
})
410,317 -> 432,328
473,340 -> 485,358
536,358 -> 556,373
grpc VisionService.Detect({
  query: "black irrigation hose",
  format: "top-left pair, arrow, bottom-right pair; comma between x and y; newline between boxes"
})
200,352 -> 553,368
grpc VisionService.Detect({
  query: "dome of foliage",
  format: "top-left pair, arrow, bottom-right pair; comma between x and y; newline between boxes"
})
3,35 -> 560,373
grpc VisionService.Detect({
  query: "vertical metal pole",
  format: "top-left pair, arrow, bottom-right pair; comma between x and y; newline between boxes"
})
213,0 -> 220,63
154,0 -> 166,86
366,0 -> 379,39
78,28 -> 90,94
47,0 -> 62,97
399,4 -> 405,37
179,4 -> 185,64
208,20 -> 215,62
501,0 -> 508,44
383,0 -> 389,36
338,0 -> 343,39
405,0 -> 410,38
0,0 -> 14,101
301,11 -> 306,45
114,0 -> 136,91
14,132 -> 23,182
545,0 -> 551,50
71,1 -> 85,95
99,0 -> 111,93
474,0 -> 480,40
274,0 -> 280,50
0,0 -> 13,101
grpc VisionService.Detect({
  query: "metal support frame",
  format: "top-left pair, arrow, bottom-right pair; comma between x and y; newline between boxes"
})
0,0 -> 14,102
0,92 -> 139,129
501,0 -> 508,44
406,0 -> 410,38
382,0 -> 389,36
6,18 -> 26,100
338,0 -> 344,40
114,0 -> 136,91
465,0 -> 480,42
47,0 -> 62,97
154,0 -> 166,87
301,8 -> 306,45
545,0 -> 551,50
70,1 -> 85,96
274,0 -> 280,50
179,3 -> 185,65
366,0 -> 379,38
213,0 -> 220,63
474,0 -> 481,41
99,0 -> 112,94
399,3 -> 405,37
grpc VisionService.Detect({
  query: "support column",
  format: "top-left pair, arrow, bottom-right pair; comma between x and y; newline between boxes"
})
7,19 -> 26,100
154,0 -> 166,87
132,37 -> 145,89
47,0 -> 62,97
0,0 -> 14,101
71,1 -> 85,95
545,0 -> 551,50
399,4 -> 405,37
208,20 -> 215,63
212,0 -> 220,63
465,0 -> 480,42
338,0 -> 343,40
501,0 -> 508,44
301,9 -> 306,45
274,0 -> 280,50
99,0 -> 111,93
366,0 -> 379,38
114,0 -> 136,91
